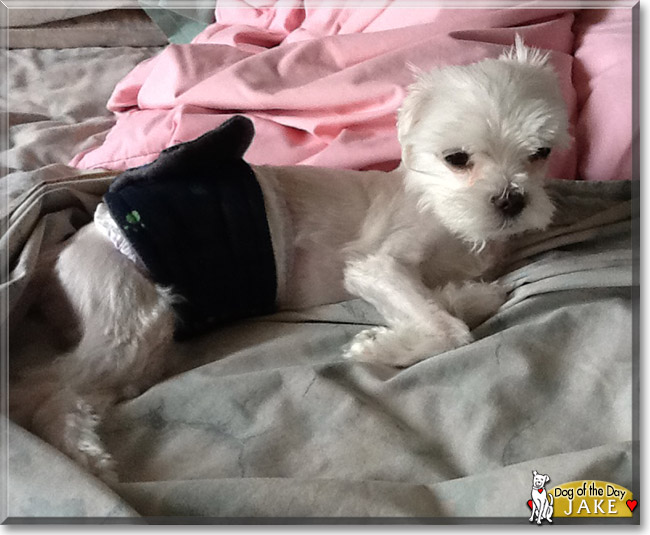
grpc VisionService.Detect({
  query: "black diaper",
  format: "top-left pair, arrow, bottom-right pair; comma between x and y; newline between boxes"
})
103,116 -> 277,340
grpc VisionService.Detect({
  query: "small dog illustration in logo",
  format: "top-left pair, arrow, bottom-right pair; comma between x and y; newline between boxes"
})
529,470 -> 554,524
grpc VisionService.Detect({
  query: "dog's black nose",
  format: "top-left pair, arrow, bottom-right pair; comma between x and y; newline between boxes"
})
491,189 -> 526,218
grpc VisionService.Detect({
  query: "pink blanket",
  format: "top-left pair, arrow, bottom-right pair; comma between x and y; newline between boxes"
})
71,3 -> 634,182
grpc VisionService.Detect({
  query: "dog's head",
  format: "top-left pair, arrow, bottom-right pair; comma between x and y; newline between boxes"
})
398,36 -> 570,245
532,470 -> 550,490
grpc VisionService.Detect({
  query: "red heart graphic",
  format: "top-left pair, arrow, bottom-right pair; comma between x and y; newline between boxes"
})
538,489 -> 543,493
627,499 -> 638,512
527,500 -> 533,509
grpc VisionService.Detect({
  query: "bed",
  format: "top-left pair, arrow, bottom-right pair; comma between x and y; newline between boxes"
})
2,1 -> 638,522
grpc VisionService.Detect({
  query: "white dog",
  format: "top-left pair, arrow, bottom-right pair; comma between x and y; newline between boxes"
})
530,470 -> 554,524
11,36 -> 569,480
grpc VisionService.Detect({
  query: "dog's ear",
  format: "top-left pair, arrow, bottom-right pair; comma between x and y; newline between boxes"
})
397,70 -> 434,167
533,470 -> 538,477
545,475 -> 550,484
499,34 -> 550,69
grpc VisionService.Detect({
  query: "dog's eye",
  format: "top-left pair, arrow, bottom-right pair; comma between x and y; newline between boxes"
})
444,151 -> 471,168
529,147 -> 551,162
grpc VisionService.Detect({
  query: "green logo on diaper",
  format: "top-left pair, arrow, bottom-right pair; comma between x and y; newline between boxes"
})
124,210 -> 146,232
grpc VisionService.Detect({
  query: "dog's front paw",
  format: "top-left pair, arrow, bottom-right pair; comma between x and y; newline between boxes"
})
343,326 -> 390,361
343,315 -> 472,367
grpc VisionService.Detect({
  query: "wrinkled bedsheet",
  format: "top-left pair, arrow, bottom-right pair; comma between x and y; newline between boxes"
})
5,171 -> 637,520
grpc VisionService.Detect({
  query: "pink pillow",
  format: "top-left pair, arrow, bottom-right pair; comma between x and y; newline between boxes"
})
572,9 -> 634,181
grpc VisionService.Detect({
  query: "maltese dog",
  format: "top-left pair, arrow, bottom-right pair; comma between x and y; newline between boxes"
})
11,36 -> 569,479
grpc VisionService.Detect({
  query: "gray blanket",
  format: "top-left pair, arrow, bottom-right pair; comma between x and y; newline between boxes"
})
4,165 -> 637,520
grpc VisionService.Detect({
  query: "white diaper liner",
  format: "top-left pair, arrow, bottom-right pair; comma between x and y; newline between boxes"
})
93,202 -> 147,272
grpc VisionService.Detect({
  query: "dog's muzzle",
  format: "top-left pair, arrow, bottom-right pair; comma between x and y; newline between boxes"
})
491,187 -> 526,218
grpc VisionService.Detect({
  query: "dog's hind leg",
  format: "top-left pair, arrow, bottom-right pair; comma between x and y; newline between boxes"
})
11,223 -> 175,480
19,377 -> 119,478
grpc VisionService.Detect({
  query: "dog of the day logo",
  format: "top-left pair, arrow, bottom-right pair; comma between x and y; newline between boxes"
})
528,470 -> 554,524
526,471 -> 636,522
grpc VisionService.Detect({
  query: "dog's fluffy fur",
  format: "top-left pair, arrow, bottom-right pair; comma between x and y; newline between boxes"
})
10,37 -> 569,479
